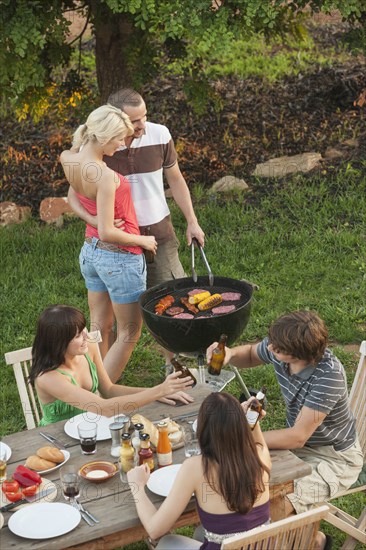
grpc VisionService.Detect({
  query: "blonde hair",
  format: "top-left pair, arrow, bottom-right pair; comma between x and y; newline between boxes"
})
72,104 -> 134,149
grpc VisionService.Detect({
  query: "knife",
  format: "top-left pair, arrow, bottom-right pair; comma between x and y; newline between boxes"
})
0,487 -> 55,512
39,432 -> 71,450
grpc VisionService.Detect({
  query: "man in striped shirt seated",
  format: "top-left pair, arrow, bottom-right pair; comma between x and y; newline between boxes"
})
207,310 -> 363,547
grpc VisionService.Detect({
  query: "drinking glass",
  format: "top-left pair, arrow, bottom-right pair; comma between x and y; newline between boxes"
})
0,451 -> 7,483
60,465 -> 80,503
183,426 -> 201,458
77,421 -> 97,455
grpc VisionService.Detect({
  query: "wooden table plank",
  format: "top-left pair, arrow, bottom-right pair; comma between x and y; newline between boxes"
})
0,383 -> 311,549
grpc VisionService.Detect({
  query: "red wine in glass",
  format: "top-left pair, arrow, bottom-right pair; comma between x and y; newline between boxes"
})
80,437 -> 97,454
63,484 -> 80,501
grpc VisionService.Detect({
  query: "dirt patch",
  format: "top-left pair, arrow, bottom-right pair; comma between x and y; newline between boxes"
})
1,15 -> 365,213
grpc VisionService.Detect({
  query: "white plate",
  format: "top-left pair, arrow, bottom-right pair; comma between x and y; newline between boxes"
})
37,449 -> 70,474
8,502 -> 81,539
0,512 -> 3,530
147,464 -> 182,497
0,442 -> 11,461
64,413 -> 114,441
0,477 -> 57,512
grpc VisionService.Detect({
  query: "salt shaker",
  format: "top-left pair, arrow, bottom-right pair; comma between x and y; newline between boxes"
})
109,421 -> 125,458
131,423 -> 144,465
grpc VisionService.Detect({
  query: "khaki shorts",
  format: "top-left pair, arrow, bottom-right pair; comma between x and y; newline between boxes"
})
147,236 -> 186,288
287,439 -> 363,514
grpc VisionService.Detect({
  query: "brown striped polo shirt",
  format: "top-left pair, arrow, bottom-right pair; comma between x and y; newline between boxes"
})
104,122 -> 177,238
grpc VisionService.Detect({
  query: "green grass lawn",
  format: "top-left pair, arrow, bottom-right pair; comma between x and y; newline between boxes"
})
1,168 -> 365,548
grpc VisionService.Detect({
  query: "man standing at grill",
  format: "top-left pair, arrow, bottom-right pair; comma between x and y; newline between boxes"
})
68,88 -> 205,380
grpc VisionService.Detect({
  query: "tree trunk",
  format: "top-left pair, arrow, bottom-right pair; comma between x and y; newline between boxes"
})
90,1 -> 144,102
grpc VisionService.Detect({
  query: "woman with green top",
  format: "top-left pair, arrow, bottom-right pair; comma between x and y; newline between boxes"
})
29,305 -> 194,426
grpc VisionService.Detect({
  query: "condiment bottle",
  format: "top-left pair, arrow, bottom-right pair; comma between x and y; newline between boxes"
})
246,387 -> 267,430
143,226 -> 155,264
171,358 -> 197,387
109,420 -> 125,458
131,422 -> 144,465
208,334 -> 227,376
138,433 -> 155,472
157,421 -> 172,468
120,433 -> 135,473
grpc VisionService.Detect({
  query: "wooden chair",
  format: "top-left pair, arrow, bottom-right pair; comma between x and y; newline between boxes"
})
4,330 -> 102,430
221,505 -> 330,549
322,340 -> 366,549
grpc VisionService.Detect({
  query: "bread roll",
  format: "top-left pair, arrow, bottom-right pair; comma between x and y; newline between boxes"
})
25,455 -> 56,471
131,414 -> 159,447
168,431 -> 182,444
37,446 -> 64,463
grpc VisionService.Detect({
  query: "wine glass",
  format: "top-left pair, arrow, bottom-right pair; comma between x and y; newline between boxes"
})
60,465 -> 80,505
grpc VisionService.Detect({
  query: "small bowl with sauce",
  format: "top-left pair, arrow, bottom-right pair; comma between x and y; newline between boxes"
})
79,461 -> 118,483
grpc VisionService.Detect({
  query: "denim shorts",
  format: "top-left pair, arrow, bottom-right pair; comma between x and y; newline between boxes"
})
79,238 -> 146,304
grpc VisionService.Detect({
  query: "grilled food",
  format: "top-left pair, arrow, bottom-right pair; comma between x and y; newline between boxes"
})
188,291 -> 211,305
155,295 -> 175,315
180,297 -> 199,314
198,293 -> 223,311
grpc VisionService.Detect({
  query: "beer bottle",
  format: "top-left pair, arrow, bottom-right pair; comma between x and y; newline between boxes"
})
208,334 -> 227,376
246,386 -> 267,430
157,421 -> 173,468
138,433 -> 155,472
143,226 -> 155,264
171,358 -> 197,387
120,433 -> 135,473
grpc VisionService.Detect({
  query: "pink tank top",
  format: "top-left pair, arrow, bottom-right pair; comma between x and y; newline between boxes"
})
76,172 -> 142,255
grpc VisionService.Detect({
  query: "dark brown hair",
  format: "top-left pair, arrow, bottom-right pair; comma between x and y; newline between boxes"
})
107,88 -> 143,110
197,392 -> 269,514
268,310 -> 328,363
29,305 -> 86,385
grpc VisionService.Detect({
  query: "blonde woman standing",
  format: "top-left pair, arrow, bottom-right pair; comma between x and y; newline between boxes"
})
60,105 -> 157,382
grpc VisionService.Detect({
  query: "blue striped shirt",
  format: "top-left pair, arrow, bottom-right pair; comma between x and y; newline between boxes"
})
257,338 -> 356,451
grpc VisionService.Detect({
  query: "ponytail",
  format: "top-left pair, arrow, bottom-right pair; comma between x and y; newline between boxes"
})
72,123 -> 88,149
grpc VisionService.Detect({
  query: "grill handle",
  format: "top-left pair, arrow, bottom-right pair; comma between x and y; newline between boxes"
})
191,238 -> 214,287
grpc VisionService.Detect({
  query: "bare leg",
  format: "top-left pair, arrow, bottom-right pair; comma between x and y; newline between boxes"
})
314,532 -> 327,550
87,290 -> 115,359
103,301 -> 142,383
283,497 -> 327,550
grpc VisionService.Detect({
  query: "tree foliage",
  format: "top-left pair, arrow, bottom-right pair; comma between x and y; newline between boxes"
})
1,0 -> 365,119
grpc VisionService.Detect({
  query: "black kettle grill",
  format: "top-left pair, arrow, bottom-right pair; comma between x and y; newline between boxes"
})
139,240 -> 257,358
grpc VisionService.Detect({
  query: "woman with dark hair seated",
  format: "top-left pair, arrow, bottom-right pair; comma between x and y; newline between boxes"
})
29,305 -> 193,426
127,391 -> 271,549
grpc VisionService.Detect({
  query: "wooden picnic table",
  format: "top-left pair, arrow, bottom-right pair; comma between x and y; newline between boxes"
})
0,383 -> 311,549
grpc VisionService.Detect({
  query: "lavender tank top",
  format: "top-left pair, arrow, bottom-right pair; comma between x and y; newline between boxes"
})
196,500 -> 270,550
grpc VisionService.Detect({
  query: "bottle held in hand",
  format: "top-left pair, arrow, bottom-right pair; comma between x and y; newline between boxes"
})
157,421 -> 173,468
246,386 -> 267,430
171,358 -> 197,387
208,334 -> 227,376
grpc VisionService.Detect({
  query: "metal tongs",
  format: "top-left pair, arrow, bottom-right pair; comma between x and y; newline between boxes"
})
191,237 -> 214,287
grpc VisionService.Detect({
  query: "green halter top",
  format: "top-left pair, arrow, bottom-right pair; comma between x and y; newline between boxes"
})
39,354 -> 99,426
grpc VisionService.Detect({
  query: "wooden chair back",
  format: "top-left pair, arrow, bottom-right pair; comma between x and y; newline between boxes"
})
221,505 -> 329,550
4,330 -> 101,430
349,340 -> 366,457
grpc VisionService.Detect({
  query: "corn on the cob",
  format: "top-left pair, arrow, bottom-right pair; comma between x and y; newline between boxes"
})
198,293 -> 223,311
188,291 -> 211,305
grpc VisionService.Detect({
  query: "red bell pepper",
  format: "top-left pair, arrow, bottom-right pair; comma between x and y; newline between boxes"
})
13,465 -> 42,487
